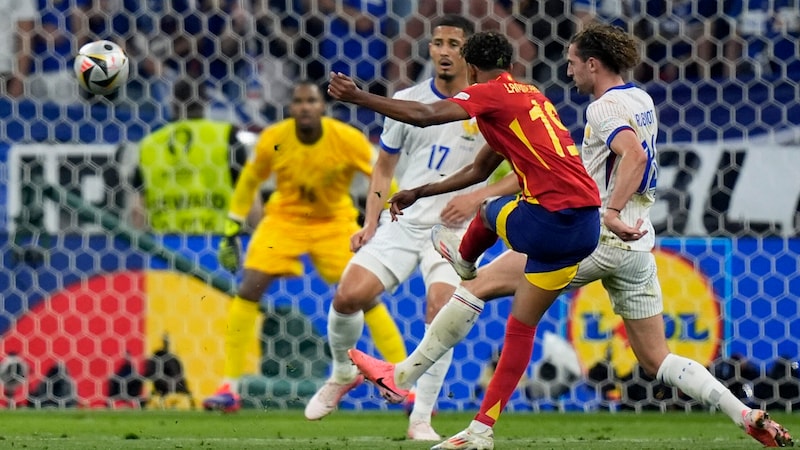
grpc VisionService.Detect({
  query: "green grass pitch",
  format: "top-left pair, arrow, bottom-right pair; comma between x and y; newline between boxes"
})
0,409 -> 795,449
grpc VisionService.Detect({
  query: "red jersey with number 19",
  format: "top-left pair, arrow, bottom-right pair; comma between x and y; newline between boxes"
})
448,72 -> 600,211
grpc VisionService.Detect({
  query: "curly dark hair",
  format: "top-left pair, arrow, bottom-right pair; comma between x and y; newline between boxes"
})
461,31 -> 513,71
570,23 -> 640,74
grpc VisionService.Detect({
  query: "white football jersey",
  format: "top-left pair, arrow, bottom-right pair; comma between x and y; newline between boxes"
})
379,78 -> 487,227
581,83 -> 658,252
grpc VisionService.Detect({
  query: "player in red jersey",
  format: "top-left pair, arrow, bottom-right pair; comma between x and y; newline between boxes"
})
329,31 -> 602,449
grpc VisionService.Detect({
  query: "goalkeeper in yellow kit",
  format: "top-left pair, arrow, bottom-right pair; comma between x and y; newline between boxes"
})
202,80 -> 407,412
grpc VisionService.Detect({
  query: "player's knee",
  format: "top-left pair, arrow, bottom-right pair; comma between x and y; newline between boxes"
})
425,294 -> 449,320
332,283 -> 373,314
462,280 -> 490,301
427,283 -> 455,310
237,270 -> 273,301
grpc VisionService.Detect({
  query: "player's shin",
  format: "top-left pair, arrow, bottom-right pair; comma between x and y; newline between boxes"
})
657,353 -> 748,426
396,285 -> 484,388
224,296 -> 261,386
327,306 -> 365,383
474,315 -> 536,428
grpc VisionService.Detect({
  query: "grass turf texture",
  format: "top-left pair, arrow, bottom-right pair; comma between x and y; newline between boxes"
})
0,409 -> 795,449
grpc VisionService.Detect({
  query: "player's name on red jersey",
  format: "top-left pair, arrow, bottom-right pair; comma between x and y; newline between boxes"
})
501,82 -> 541,94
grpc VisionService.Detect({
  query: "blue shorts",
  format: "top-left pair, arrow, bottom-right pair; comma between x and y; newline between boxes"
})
484,196 -> 599,285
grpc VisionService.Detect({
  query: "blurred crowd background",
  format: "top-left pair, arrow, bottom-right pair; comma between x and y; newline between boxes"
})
2,0 -> 798,139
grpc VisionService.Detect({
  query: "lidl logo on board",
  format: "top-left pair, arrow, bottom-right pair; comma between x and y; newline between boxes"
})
567,249 -> 721,378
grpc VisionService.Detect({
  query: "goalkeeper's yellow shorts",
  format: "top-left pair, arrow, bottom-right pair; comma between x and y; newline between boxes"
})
243,214 -> 358,283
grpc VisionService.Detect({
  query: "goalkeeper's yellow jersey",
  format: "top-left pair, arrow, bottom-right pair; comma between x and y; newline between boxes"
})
228,116 -> 373,222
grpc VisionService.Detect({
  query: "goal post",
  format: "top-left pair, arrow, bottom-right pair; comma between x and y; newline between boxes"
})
39,178 -> 236,296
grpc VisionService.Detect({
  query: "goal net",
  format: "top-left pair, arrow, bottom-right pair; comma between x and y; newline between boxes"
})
0,1 -> 798,412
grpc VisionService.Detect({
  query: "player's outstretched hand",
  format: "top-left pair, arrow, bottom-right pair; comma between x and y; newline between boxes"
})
603,211 -> 648,242
218,218 -> 243,273
440,191 -> 482,227
388,189 -> 419,221
328,72 -> 361,102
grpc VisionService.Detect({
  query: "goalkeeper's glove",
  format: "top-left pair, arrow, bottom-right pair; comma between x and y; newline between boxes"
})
218,217 -> 243,273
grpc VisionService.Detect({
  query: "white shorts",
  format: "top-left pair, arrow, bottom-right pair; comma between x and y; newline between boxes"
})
568,242 -> 663,320
349,212 -> 462,292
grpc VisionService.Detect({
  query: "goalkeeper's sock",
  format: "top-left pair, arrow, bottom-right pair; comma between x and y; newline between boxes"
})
474,315 -> 536,428
395,285 -> 484,389
364,301 -> 407,363
409,325 -> 453,424
460,214 -> 499,262
223,296 -> 261,386
327,305 -> 364,383
657,353 -> 747,427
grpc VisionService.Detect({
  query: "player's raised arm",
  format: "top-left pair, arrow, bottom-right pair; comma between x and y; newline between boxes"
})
328,72 -> 470,128
388,145 -> 504,220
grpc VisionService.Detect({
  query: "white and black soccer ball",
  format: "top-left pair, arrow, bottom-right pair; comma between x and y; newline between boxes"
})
74,40 -> 129,96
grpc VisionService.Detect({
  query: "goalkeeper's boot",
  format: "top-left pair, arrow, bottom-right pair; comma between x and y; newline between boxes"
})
348,348 -> 409,403
743,409 -> 794,447
408,420 -> 442,441
431,225 -> 477,280
432,422 -> 494,450
304,375 -> 363,420
202,383 -> 241,413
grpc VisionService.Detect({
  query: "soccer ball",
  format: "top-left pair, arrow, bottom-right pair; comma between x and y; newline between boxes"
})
74,40 -> 129,96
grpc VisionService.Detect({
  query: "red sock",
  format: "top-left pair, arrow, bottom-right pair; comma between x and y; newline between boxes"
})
459,214 -> 498,262
474,315 -> 536,427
